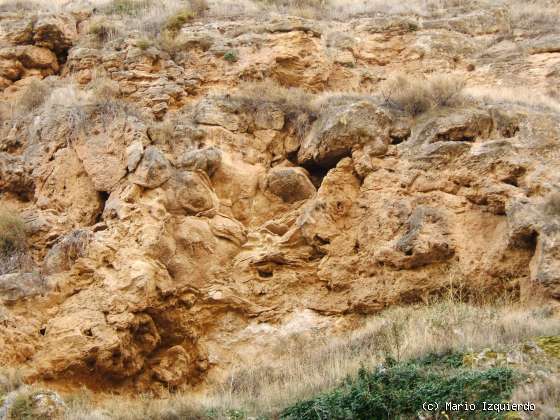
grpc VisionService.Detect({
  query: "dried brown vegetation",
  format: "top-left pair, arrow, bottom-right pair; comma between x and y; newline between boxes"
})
381,74 -> 465,116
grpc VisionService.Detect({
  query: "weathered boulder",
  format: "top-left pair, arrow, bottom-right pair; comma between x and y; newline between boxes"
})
507,195 -> 560,298
43,229 -> 93,275
126,141 -> 144,172
34,147 -> 103,226
180,147 -> 222,177
152,345 -> 192,387
132,146 -> 172,189
298,101 -> 392,168
194,97 -> 248,132
73,112 -> 149,192
0,16 -> 34,45
165,170 -> 219,215
404,108 -> 493,151
265,166 -> 316,203
0,272 -> 44,302
0,46 -> 59,83
0,153 -> 34,199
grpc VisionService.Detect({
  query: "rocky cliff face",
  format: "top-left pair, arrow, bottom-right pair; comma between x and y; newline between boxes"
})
0,0 -> 559,395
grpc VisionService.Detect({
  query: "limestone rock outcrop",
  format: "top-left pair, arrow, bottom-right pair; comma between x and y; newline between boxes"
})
0,0 -> 559,398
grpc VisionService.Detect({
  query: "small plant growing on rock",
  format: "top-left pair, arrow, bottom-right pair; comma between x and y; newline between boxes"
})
0,368 -> 24,395
13,79 -> 52,118
87,18 -> 120,44
256,0 -> 330,17
0,208 -> 27,257
88,76 -> 121,100
381,73 -> 465,116
0,208 -> 31,274
224,50 -> 239,63
103,0 -> 153,15
165,8 -> 195,34
136,38 -> 152,50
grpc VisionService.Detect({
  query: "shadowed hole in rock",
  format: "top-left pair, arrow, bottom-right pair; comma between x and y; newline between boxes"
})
95,191 -> 110,223
519,231 -> 538,250
85,357 -> 96,370
291,159 -> 331,189
313,234 -> 330,246
257,267 -> 273,278
39,327 -> 46,336
502,176 -> 519,187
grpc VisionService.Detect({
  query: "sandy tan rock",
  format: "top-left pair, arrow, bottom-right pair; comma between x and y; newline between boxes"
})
265,166 -> 316,203
180,147 -> 223,177
298,100 -> 393,168
33,14 -> 78,56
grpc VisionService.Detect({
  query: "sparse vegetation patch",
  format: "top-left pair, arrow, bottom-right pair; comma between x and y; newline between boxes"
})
381,74 -> 465,116
0,208 -> 27,257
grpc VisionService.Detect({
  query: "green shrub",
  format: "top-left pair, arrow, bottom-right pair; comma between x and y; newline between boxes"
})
224,50 -> 239,63
281,353 -> 518,420
0,208 -> 27,257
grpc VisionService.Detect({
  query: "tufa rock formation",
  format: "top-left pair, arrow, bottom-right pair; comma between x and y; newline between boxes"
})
0,0 -> 559,397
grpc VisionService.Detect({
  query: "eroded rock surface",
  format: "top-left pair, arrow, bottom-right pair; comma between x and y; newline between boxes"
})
0,1 -> 559,397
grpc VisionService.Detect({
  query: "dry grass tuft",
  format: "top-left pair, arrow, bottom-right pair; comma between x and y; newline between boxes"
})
0,368 -> 24,395
512,375 -> 560,420
101,0 -> 154,16
0,208 -> 27,257
381,74 -> 465,116
87,75 -> 121,100
507,0 -> 560,35
164,8 -> 196,34
0,0 -> 41,12
465,85 -> 560,114
254,0 -> 330,18
12,79 -> 53,119
232,79 -> 318,139
86,17 -> 122,45
0,207 -> 32,275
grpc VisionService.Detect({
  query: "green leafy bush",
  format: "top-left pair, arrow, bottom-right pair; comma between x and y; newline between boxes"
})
281,353 -> 517,420
224,50 -> 239,63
